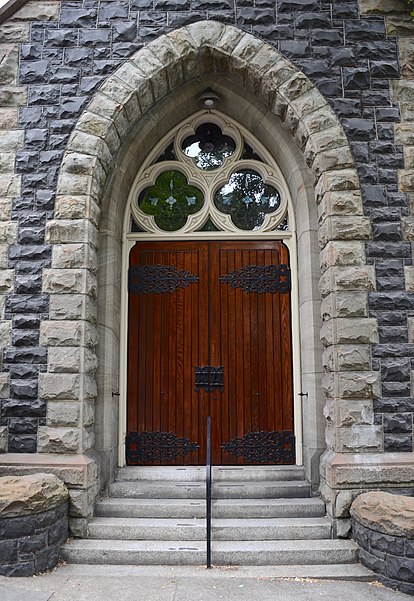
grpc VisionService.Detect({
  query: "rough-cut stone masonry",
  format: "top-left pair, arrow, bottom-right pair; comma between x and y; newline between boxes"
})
0,0 -> 412,469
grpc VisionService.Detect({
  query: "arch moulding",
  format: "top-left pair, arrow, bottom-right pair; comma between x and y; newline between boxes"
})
42,21 -> 382,535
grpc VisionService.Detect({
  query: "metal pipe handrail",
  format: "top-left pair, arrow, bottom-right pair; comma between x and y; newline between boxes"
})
206,415 -> 212,569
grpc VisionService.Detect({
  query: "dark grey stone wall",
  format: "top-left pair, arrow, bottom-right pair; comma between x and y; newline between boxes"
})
0,500 -> 68,576
0,0 -> 412,453
353,516 -> 414,595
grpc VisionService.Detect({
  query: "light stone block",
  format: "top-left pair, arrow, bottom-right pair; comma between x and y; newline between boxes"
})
322,371 -> 380,400
0,174 -> 20,197
48,347 -> 82,373
47,401 -> 80,427
0,45 -> 18,86
315,169 -> 359,201
38,426 -> 79,454
54,195 -> 101,226
318,215 -> 371,247
319,266 -> 375,296
52,244 -> 97,271
321,291 -> 366,321
81,426 -> 95,452
305,126 -> 348,164
335,490 -> 354,518
338,400 -> 374,427
402,216 -> 414,240
0,109 -> 17,129
0,269 -> 13,293
312,146 -> 354,177
0,153 -> 15,173
14,1 -> 60,21
317,190 -> 363,220
39,373 -> 80,400
320,317 -> 378,346
0,86 -> 27,106
83,399 -> 95,427
359,0 -> 406,14
339,426 -> 383,453
0,425 -> 7,452
45,219 -> 98,249
40,320 -> 82,347
395,123 -> 414,145
399,169 -> 414,192
322,345 -> 371,372
405,265 -> 414,291
43,268 -> 97,298
0,320 -> 11,348
386,14 -> 414,36
49,294 -> 97,323
320,241 -> 366,271
0,372 -> 9,398
0,221 -> 18,243
0,23 -> 30,43
66,130 -> 112,173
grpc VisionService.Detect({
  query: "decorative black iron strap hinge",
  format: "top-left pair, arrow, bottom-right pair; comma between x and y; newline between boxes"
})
221,430 -> 295,463
126,431 -> 199,464
220,264 -> 291,294
195,366 -> 224,392
128,264 -> 199,294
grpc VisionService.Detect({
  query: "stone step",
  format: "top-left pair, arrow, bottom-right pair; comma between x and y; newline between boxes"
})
62,538 -> 358,566
87,516 -> 331,541
95,497 -> 326,519
108,480 -> 310,499
116,465 -> 306,482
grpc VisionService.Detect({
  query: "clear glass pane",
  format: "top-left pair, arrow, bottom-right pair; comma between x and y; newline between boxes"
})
214,169 -> 281,230
274,213 -> 289,231
138,170 -> 204,231
181,123 -> 236,171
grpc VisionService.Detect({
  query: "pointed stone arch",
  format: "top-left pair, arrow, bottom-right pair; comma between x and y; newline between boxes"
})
41,21 -> 379,530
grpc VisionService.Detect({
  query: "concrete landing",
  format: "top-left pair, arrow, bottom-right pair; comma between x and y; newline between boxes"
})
0,564 -> 411,601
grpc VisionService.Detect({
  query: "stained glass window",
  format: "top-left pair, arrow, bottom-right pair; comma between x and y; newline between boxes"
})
214,169 -> 281,230
181,123 -> 236,171
138,170 -> 204,231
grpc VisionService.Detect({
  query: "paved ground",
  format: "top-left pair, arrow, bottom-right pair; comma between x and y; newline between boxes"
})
0,564 -> 412,601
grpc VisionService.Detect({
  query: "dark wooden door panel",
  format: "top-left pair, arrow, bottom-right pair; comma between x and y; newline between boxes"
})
127,240 -> 294,465
209,241 -> 293,464
127,242 -> 209,464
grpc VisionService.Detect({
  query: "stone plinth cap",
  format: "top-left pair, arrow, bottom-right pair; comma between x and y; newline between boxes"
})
0,472 -> 69,518
350,491 -> 414,538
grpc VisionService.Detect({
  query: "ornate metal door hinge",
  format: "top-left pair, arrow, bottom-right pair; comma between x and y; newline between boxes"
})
195,365 -> 224,392
126,431 -> 199,464
221,430 -> 295,463
220,264 -> 291,293
128,264 -> 199,293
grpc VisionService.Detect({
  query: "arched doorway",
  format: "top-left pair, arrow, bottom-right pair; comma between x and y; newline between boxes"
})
48,22 -> 370,500
123,112 -> 298,466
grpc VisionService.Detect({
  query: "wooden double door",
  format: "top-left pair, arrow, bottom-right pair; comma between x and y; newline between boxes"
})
126,240 -> 294,465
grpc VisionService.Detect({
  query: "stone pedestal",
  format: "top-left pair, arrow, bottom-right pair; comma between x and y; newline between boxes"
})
351,491 -> 414,596
0,473 -> 69,576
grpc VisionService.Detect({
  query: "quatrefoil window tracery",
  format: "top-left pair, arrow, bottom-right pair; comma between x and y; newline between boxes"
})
131,113 -> 289,234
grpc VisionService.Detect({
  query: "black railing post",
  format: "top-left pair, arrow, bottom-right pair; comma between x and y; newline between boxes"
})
206,415 -> 212,569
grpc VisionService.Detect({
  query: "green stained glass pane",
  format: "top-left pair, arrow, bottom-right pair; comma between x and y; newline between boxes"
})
182,123 -> 236,171
138,170 -> 204,231
198,217 -> 220,232
214,169 -> 280,230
